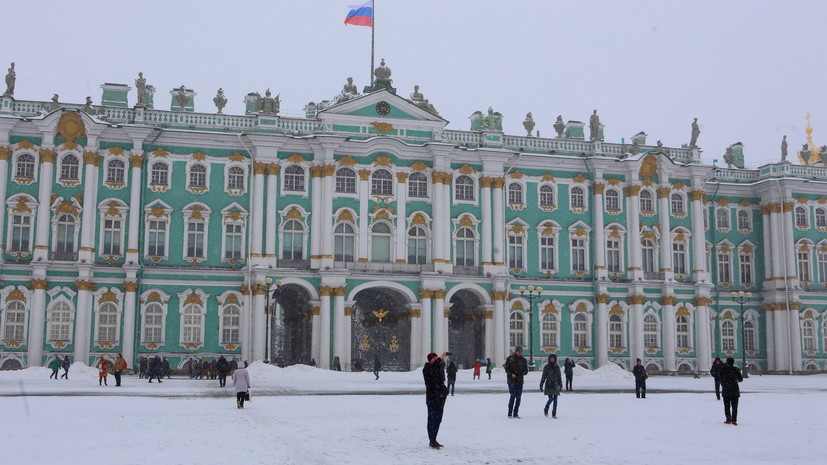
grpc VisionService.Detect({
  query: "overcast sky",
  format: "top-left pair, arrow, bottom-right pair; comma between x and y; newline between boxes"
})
3,0 -> 826,167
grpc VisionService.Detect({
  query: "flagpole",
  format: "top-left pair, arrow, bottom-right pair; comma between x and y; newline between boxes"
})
370,0 -> 375,89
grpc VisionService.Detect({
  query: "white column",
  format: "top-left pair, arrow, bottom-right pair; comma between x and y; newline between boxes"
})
320,166 -> 335,266
73,281 -> 93,364
0,149 -> 10,261
441,174 -> 453,264
78,153 -> 100,263
252,287 -> 265,361
626,186 -> 643,279
481,177 -> 493,265
662,297 -> 676,372
319,289 -> 332,369
333,287 -> 346,367
126,156 -> 143,264
251,163 -> 265,265
122,282 -> 138,367
309,166 -> 323,267
395,173 -> 408,263
492,178 -> 505,265
595,295 -> 609,367
765,307 -> 775,371
358,170 -> 370,261
493,292 -> 506,362
344,304 -> 353,371
782,202 -> 797,282
658,187 -> 674,280
410,305 -> 421,369
34,150 -> 55,261
593,183 -> 606,279
769,207 -> 783,283
265,164 -> 279,266
241,287 -> 253,363
433,290 -> 446,352
432,173 -> 444,261
629,296 -> 644,365
789,307 -> 802,371
690,190 -> 708,282
760,207 -> 773,283
484,305 -> 494,361
695,300 -> 711,372
27,281 -> 48,366
311,303 -> 321,368
773,309 -> 787,370
420,290 -> 432,354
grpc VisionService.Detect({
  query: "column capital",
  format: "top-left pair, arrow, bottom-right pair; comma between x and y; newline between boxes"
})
311,306 -> 321,316
344,306 -> 354,316
660,296 -> 677,306
29,279 -> 49,290
396,172 -> 409,183
596,294 -> 610,304
320,164 -> 336,177
333,286 -> 347,297
689,189 -> 705,202
319,285 -> 334,297
491,290 -> 508,301
480,176 -> 493,188
693,297 -> 713,307
252,284 -> 266,295
657,187 -> 671,199
0,146 -> 10,160
358,169 -> 371,181
627,295 -> 646,305
783,202 -> 794,213
130,155 -> 144,168
241,285 -> 251,296
253,162 -> 268,175
124,281 -> 139,293
492,177 -> 505,189
39,149 -> 56,164
419,289 -> 433,299
593,183 -> 605,195
83,152 -> 101,166
76,280 -> 96,291
433,289 -> 447,299
267,163 -> 281,176
624,185 -> 641,197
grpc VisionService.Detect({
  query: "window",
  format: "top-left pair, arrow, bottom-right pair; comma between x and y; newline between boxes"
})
15,153 -> 35,179
673,241 -> 687,275
186,220 -> 206,258
2,301 -> 26,342
47,301 -> 72,343
737,210 -> 751,231
670,193 -> 685,215
455,175 -> 475,201
609,314 -> 624,350
607,239 -> 622,273
508,183 -> 523,206
224,222 -> 243,260
716,208 -> 730,230
102,218 -> 122,256
795,206 -> 808,228
220,304 -> 241,345
454,227 -> 475,266
147,219 -> 167,257
227,166 -> 245,190
717,251 -> 732,283
96,302 -> 119,343
150,161 -> 169,186
370,222 -> 392,262
282,219 -> 304,260
642,239 -> 656,273
801,319 -> 815,351
371,169 -> 393,196
721,320 -> 735,351
818,248 -> 827,283
334,223 -> 355,262
508,233 -> 524,269
60,154 -> 79,181
676,315 -> 690,349
509,312 -> 525,349
739,251 -> 753,285
644,314 -> 659,349
571,237 -> 587,272
743,320 -> 756,351
573,313 -> 589,349
141,302 -> 164,344
284,165 -> 305,192
408,172 -> 428,198
605,189 -> 620,211
539,185 -> 555,208
335,168 -> 357,194
107,159 -> 125,184
9,212 -> 32,253
407,226 -> 427,264
188,164 -> 207,189
816,208 -> 827,228
798,245 -> 812,282
640,190 -> 654,214
181,304 -> 203,345
54,214 -> 76,255
541,313 -> 558,348
540,235 -> 556,271
570,186 -> 585,209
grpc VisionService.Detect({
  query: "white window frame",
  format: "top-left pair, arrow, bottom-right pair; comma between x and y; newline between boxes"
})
144,201 -> 173,260
335,167 -> 358,195
407,171 -> 429,199
0,298 -> 28,344
6,195 -> 37,255
219,300 -> 242,346
541,312 -> 559,350
140,296 -> 168,346
334,221 -> 357,262
182,203 -> 212,261
282,164 -> 307,194
13,152 -> 37,182
454,175 -> 476,203
371,168 -> 394,197
57,152 -> 81,183
453,226 -> 477,267
148,159 -> 171,191
538,183 -> 557,211
643,313 -> 660,349
46,298 -> 74,344
509,310 -> 526,350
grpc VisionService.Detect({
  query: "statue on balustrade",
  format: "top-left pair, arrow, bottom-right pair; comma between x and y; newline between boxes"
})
589,109 -> 602,141
213,88 -> 227,114
84,96 -> 93,113
50,94 -> 59,111
723,146 -> 734,169
689,117 -> 700,148
135,72 -> 147,106
553,115 -> 565,138
780,135 -> 788,163
522,112 -> 535,137
410,85 -> 438,115
800,143 -> 811,165
3,62 -> 15,97
481,107 -> 503,131
336,77 -> 359,103
257,88 -> 280,115
175,86 -> 188,111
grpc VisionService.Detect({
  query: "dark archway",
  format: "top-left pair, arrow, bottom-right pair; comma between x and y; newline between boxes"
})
351,287 -> 411,371
1,358 -> 22,370
272,284 -> 312,367
448,289 -> 485,369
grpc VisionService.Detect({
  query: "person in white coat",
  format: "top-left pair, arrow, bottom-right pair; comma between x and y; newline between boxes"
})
232,361 -> 251,409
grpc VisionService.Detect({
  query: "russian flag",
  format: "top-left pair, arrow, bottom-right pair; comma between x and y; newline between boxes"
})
344,1 -> 373,27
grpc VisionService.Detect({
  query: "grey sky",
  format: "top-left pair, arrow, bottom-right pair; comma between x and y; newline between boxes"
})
3,1 -> 825,167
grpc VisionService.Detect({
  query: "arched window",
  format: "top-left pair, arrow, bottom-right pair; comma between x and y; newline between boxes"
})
2,301 -> 26,342
509,311 -> 525,349
371,169 -> 393,196
47,301 -> 72,343
508,182 -> 523,206
141,302 -> 164,344
107,159 -> 125,184
335,167 -> 356,193
802,319 -> 815,351
816,208 -> 827,228
676,315 -> 690,349
609,314 -> 624,349
227,166 -> 245,190
743,320 -> 756,351
96,302 -> 119,343
455,175 -> 475,201
639,190 -> 654,214
60,154 -> 79,181
541,313 -> 558,348
573,313 -> 589,349
605,189 -> 620,211
282,219 -> 304,260
407,226 -> 427,264
54,214 -> 76,257
189,163 -> 207,188
795,206 -> 808,228
570,186 -> 585,209
642,238 -> 656,273
737,210 -> 751,231
721,320 -> 736,351
220,304 -> 241,345
644,314 -> 659,349
284,165 -> 305,192
716,208 -> 730,230
15,153 -> 35,179
370,222 -> 392,262
539,185 -> 555,208
334,222 -> 355,262
408,172 -> 428,198
454,226 -> 475,266
670,193 -> 685,215
181,304 -> 203,344
150,161 -> 169,186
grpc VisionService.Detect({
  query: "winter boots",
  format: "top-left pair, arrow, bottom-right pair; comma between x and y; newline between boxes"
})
552,410 -> 557,419
544,407 -> 549,417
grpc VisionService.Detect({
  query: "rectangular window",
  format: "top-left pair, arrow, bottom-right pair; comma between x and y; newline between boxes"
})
187,221 -> 205,258
798,250 -> 811,282
718,253 -> 731,283
508,235 -> 524,269
148,220 -> 166,257
10,214 -> 31,252
571,238 -> 586,272
102,219 -> 122,256
225,223 -> 243,259
673,243 -> 687,275
607,239 -> 622,273
722,323 -> 735,351
539,236 -> 555,270
97,312 -> 118,342
739,253 -> 753,285
818,251 -> 827,283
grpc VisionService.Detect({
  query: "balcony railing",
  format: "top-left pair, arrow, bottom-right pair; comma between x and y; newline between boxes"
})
49,251 -> 78,262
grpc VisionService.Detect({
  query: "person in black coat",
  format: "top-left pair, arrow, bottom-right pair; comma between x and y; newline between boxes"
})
710,357 -> 723,400
373,356 -> 381,380
446,359 -> 458,396
423,352 -> 448,450
217,355 -> 230,387
563,358 -> 576,391
504,346 -> 529,418
632,358 -> 648,398
147,356 -> 163,383
719,357 -> 744,425
139,356 -> 148,379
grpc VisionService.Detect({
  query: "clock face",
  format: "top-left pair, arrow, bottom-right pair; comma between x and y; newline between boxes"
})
376,101 -> 391,116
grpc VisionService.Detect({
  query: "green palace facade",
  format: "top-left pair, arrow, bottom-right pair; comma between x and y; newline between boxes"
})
0,66 -> 825,374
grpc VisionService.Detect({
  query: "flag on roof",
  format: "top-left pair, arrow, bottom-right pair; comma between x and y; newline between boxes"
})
344,1 -> 373,27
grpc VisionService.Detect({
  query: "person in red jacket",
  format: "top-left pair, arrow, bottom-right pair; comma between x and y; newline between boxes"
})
473,359 -> 482,380
96,356 -> 109,386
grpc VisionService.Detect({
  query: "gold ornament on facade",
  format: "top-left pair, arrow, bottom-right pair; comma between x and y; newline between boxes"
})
541,173 -> 555,182
29,279 -> 49,290
228,151 -> 245,162
337,210 -> 355,223
39,149 -> 56,163
541,224 -> 556,236
124,281 -> 139,293
191,152 -> 207,161
573,227 -> 587,237
5,289 -> 26,303
76,280 -> 95,291
389,335 -> 400,351
410,213 -> 427,226
184,293 -> 203,306
419,289 -> 433,299
593,183 -> 605,195
624,185 -> 641,197
153,147 -> 169,157
716,198 -> 731,206
360,335 -> 371,350
458,164 -> 477,175
129,155 -> 144,168
512,301 -> 524,311
107,146 -> 125,156
19,140 -> 35,149
542,303 -> 559,314
357,169 -> 371,181
509,225 -> 524,234
639,154 -> 658,180
146,291 -> 162,302
57,112 -> 86,143
492,177 -> 505,189
572,174 -> 586,183
459,214 -> 474,227
287,153 -> 307,163
596,294 -> 610,304
738,199 -> 752,207
410,160 -> 428,171
371,122 -> 394,135
337,155 -> 357,166
693,297 -> 713,307
675,306 -> 691,317
149,207 -> 167,218
254,162 -> 268,175
375,210 -> 390,220
63,140 -> 78,151
606,177 -> 621,186
509,169 -> 524,179
672,182 -> 686,190
395,171 -> 408,183
0,146 -> 10,160
491,291 -> 507,301
286,207 -> 302,220
83,152 -> 100,166
100,291 -> 118,303
13,198 -> 32,213
660,296 -> 677,306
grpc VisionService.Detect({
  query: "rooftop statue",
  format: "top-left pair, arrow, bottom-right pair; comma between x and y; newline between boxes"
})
553,115 -> 565,138
84,96 -> 93,113
336,77 -> 359,103
522,112 -> 535,137
50,94 -> 59,111
821,146 -> 827,165
724,146 -> 734,169
589,109 -> 602,141
257,88 -> 280,115
3,62 -> 15,97
410,85 -> 438,115
135,72 -> 147,106
800,143 -> 811,165
689,117 -> 700,148
631,138 -> 640,156
213,88 -> 227,114
481,107 -> 503,131
175,85 -> 188,111
781,135 -> 788,162
374,58 -> 392,82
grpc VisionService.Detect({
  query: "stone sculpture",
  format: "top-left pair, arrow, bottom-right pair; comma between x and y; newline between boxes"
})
800,144 -> 811,165
336,77 -> 359,103
589,110 -> 601,141
481,107 -> 503,131
632,138 -> 640,156
257,89 -> 280,115
213,88 -> 227,114
3,62 -> 15,97
724,146 -> 734,168
780,135 -> 788,162
689,117 -> 700,148
410,85 -> 438,114
175,86 -> 188,111
135,72 -> 147,106
523,112 -> 535,137
84,96 -> 93,113
553,115 -> 565,138
50,94 -> 59,111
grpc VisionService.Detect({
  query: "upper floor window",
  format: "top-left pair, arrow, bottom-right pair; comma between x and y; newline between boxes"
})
15,153 -> 35,179
47,301 -> 73,343
717,250 -> 732,283
670,193 -> 685,215
639,190 -> 654,214
282,219 -> 305,260
106,159 -> 125,184
816,208 -> 827,228
224,222 -> 243,260
370,222 -> 392,262
721,320 -> 736,351
539,185 -> 555,208
371,169 -> 393,196
147,219 -> 167,257
186,220 -> 206,259
605,189 -> 620,211
150,161 -> 169,186
189,163 -> 207,189
408,172 -> 428,198
283,165 -> 305,192
455,175 -> 475,201
716,208 -> 730,230
795,206 -> 809,228
220,304 -> 241,345
570,186 -> 585,209
9,211 -> 33,253
2,301 -> 26,342
737,210 -> 751,231
334,222 -> 356,262
644,314 -> 659,349
407,226 -> 427,264
54,214 -> 77,256
641,238 -> 656,273
227,166 -> 245,190
59,154 -> 79,181
335,168 -> 356,194
454,227 -> 476,267
508,183 -> 523,206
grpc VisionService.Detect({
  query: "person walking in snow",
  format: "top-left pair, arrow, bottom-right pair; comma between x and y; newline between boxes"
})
232,360 -> 251,409
472,359 -> 482,380
113,353 -> 127,387
147,356 -> 163,383
139,356 -> 148,379
504,346 -> 528,418
632,358 -> 647,398
540,354 -> 563,418
486,357 -> 493,379
710,357 -> 723,400
217,355 -> 230,387
446,359 -> 458,396
60,355 -> 70,379
563,358 -> 575,391
49,355 -> 61,379
719,357 -> 744,425
96,356 -> 109,386
373,355 -> 381,380
162,357 -> 172,379
423,352 -> 448,449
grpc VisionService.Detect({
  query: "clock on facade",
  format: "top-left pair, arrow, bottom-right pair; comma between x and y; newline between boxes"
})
375,101 -> 391,116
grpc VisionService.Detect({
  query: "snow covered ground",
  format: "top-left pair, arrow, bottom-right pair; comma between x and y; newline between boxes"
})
2,363 -> 824,464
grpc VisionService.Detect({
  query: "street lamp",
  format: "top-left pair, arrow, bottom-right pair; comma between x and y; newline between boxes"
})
729,290 -> 752,378
519,285 -> 543,371
258,278 -> 283,364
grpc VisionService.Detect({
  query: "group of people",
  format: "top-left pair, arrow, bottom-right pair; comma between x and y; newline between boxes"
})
48,355 -> 70,380
137,356 -> 170,383
94,354 -> 128,386
186,356 -> 234,383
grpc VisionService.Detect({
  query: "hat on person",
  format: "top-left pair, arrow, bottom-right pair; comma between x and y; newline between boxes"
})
238,361 -> 246,368
726,357 -> 735,365
636,358 -> 642,362
515,346 -> 523,352
427,352 -> 439,363
548,354 -> 557,361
